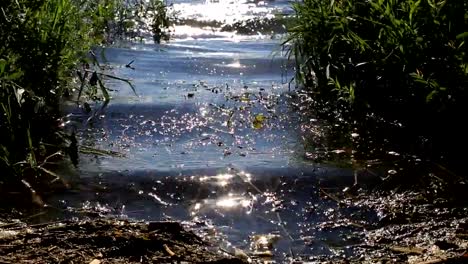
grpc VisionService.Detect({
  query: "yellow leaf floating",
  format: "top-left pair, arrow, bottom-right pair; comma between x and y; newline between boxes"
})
240,95 -> 250,102
252,114 -> 266,129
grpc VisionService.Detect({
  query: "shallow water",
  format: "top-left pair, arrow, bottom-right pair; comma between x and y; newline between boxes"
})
51,0 -> 369,261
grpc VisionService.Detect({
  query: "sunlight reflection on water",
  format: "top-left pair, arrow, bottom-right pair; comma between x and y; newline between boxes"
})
57,0 -> 360,262
173,0 -> 277,24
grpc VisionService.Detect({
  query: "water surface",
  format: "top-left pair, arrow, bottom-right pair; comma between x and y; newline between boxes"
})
54,1 -> 367,261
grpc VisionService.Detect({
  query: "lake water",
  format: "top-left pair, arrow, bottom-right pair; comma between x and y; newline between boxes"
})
52,0 -> 369,262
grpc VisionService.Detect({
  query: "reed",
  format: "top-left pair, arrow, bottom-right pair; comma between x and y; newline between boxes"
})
285,0 -> 468,165
0,0 -> 170,203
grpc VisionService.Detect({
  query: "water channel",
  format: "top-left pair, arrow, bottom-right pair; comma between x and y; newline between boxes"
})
50,0 -> 371,261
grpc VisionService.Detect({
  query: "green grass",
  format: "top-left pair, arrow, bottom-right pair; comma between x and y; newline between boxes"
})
285,0 -> 468,166
0,0 -> 170,204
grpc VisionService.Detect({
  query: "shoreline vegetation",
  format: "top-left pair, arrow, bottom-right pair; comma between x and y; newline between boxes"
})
285,0 -> 468,176
0,0 -> 170,205
280,2 -> 468,261
0,0 -> 467,263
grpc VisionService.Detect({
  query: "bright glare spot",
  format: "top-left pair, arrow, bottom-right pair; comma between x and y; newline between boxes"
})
219,180 -> 229,187
216,198 -> 237,208
191,203 -> 202,216
199,176 -> 209,182
239,171 -> 252,181
217,173 -> 234,180
216,196 -> 251,209
332,149 -> 346,154
240,199 -> 251,207
199,173 -> 234,186
200,107 -> 209,117
148,192 -> 169,206
225,61 -> 245,68
256,236 -> 269,247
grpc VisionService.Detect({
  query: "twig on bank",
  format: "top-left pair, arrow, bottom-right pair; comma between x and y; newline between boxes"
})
319,188 -> 345,206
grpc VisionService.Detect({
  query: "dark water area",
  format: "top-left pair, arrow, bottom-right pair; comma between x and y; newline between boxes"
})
48,167 -> 375,260
48,0 -> 383,261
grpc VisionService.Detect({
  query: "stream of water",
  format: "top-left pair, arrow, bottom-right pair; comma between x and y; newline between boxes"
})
49,0 -> 372,261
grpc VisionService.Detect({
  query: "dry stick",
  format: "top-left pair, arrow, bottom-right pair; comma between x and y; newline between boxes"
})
389,245 -> 425,255
27,221 -> 63,229
0,222 -> 20,229
276,212 -> 294,241
429,173 -> 446,184
416,258 -> 450,264
434,162 -> 464,181
218,247 -> 237,258
83,69 -> 137,96
318,188 -> 368,229
79,145 -> 126,157
163,244 -> 176,257
319,188 -> 343,205
22,211 -> 47,220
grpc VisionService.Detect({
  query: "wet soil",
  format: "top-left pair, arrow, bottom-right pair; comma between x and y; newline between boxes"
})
0,218 -> 245,264
307,191 -> 468,263
2,184 -> 467,264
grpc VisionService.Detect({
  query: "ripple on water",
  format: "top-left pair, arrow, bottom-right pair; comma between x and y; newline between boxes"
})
54,0 -> 364,262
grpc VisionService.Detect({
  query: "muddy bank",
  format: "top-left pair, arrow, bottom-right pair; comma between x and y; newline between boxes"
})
2,162 -> 467,263
1,184 -> 467,263
304,190 -> 468,264
0,218 -> 245,263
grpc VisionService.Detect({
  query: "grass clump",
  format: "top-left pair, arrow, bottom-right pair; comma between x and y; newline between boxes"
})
285,0 -> 468,168
0,0 -> 170,204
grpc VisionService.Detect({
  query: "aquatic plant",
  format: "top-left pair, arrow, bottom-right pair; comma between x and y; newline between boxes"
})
285,0 -> 468,167
0,0 -> 170,204
78,0 -> 172,44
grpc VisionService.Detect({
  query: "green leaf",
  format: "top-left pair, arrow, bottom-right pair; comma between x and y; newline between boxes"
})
456,32 -> 468,40
426,90 -> 438,102
0,59 -> 7,75
6,71 -> 23,80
